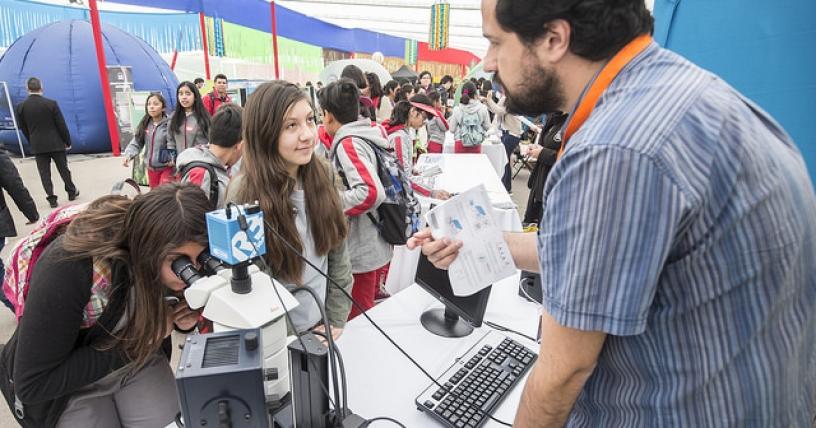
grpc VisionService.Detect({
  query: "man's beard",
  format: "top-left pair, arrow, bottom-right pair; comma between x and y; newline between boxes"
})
496,62 -> 566,117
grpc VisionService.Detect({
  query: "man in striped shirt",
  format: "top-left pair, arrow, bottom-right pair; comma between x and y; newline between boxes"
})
410,0 -> 816,426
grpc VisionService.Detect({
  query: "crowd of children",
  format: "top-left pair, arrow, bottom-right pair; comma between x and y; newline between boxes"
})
0,67 -> 532,426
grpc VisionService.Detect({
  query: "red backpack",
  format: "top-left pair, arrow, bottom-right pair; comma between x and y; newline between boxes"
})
2,179 -> 140,325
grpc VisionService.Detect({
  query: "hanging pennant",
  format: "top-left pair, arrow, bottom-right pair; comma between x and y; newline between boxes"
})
405,39 -> 418,65
205,17 -> 226,57
429,2 -> 450,51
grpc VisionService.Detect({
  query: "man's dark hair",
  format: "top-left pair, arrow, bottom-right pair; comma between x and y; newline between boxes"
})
26,77 -> 42,92
317,78 -> 360,124
440,75 -> 454,85
194,78 -> 205,85
214,73 -> 228,83
209,103 -> 242,148
341,65 -> 368,90
494,0 -> 653,61
427,90 -> 441,104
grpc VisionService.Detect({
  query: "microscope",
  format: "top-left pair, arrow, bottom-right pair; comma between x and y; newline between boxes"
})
171,203 -> 301,427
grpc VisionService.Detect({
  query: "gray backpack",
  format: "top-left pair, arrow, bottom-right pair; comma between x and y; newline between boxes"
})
458,109 -> 485,147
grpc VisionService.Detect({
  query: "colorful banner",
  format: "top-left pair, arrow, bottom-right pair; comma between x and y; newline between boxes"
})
405,39 -> 418,65
221,22 -> 324,82
429,2 -> 450,51
208,17 -> 225,57
0,0 -> 200,53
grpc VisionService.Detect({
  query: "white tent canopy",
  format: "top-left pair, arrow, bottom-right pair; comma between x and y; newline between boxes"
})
32,0 -> 655,59
278,0 -> 488,56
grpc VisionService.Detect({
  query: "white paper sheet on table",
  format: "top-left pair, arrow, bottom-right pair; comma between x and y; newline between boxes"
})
425,184 -> 516,296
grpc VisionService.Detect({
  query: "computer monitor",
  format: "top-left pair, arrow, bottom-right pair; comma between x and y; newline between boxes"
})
414,252 -> 492,338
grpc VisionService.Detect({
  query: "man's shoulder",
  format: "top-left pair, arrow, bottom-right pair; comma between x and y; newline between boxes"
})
576,45 -> 716,155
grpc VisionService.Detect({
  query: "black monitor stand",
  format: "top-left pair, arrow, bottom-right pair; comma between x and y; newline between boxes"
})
421,307 -> 474,338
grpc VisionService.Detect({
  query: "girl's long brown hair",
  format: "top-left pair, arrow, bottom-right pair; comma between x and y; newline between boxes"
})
233,81 -> 347,284
62,183 -> 210,368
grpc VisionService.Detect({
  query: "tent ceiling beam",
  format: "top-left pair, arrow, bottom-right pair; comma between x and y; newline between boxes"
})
278,0 -> 481,11
376,29 -> 486,39
309,14 -> 483,29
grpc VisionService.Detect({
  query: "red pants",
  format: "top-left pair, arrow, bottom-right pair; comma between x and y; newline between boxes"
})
454,140 -> 482,154
427,141 -> 443,154
348,263 -> 390,320
147,168 -> 175,188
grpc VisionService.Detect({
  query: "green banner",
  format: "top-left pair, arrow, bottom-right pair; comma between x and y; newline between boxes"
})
405,39 -> 418,65
222,21 -> 324,81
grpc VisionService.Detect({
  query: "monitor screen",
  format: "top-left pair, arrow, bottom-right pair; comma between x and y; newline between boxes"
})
415,252 -> 491,329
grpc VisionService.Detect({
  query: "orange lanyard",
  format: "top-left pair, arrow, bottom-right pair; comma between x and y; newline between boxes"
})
557,35 -> 653,159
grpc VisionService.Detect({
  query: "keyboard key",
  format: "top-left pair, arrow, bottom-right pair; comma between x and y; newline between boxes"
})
481,394 -> 499,412
424,400 -> 435,409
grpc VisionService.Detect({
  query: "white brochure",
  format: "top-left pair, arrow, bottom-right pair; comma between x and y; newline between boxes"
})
424,184 -> 517,296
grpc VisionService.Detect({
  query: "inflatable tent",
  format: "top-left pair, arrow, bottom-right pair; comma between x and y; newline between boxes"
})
0,20 -> 179,154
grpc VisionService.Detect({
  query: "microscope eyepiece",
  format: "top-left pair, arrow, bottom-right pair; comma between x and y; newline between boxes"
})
172,256 -> 204,288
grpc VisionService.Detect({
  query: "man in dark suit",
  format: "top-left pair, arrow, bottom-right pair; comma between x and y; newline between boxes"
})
15,77 -> 79,208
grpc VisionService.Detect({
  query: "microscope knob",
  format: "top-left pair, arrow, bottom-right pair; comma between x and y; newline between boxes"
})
244,332 -> 259,351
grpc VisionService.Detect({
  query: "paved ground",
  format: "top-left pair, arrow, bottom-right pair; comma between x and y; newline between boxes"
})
0,150 -> 533,426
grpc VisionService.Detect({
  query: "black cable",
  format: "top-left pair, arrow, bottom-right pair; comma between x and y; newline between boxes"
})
175,411 -> 185,427
485,320 -> 537,343
248,242 -> 345,422
315,329 -> 400,428
231,208 -> 344,423
287,285 -> 347,419
265,220 -> 513,427
361,416 -> 408,427
311,330 -> 348,416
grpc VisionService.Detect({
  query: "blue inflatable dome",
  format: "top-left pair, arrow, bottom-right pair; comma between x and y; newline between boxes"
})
0,20 -> 179,154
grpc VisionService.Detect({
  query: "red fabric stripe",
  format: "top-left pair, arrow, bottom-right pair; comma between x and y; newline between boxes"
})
411,181 -> 431,197
394,135 -> 405,168
318,125 -> 332,151
384,122 -> 405,136
435,108 -> 449,130
184,167 -> 207,186
341,137 -> 378,217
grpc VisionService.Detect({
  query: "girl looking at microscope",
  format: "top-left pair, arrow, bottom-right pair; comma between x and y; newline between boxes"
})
0,183 -> 210,427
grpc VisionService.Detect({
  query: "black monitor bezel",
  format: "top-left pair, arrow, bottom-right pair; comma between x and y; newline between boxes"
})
414,252 -> 491,328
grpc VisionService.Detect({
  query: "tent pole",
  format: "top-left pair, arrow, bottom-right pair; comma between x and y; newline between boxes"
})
88,0 -> 120,156
3,82 -> 27,158
270,0 -> 281,79
199,12 -> 211,80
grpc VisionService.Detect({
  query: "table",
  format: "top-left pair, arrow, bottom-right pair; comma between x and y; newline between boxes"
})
337,273 -> 541,427
425,154 -> 515,210
387,154 -> 522,295
442,132 -> 508,178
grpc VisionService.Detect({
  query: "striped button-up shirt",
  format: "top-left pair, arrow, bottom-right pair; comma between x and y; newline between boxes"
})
539,42 -> 816,426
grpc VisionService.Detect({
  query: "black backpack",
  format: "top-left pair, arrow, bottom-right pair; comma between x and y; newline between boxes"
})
331,137 -> 420,245
178,161 -> 220,207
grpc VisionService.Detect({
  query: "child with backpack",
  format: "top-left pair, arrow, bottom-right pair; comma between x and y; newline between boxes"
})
166,81 -> 211,166
227,81 -> 353,339
383,95 -> 451,200
0,184 -> 211,427
449,81 -> 491,154
318,79 -> 409,319
176,103 -> 244,209
121,92 -> 172,187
